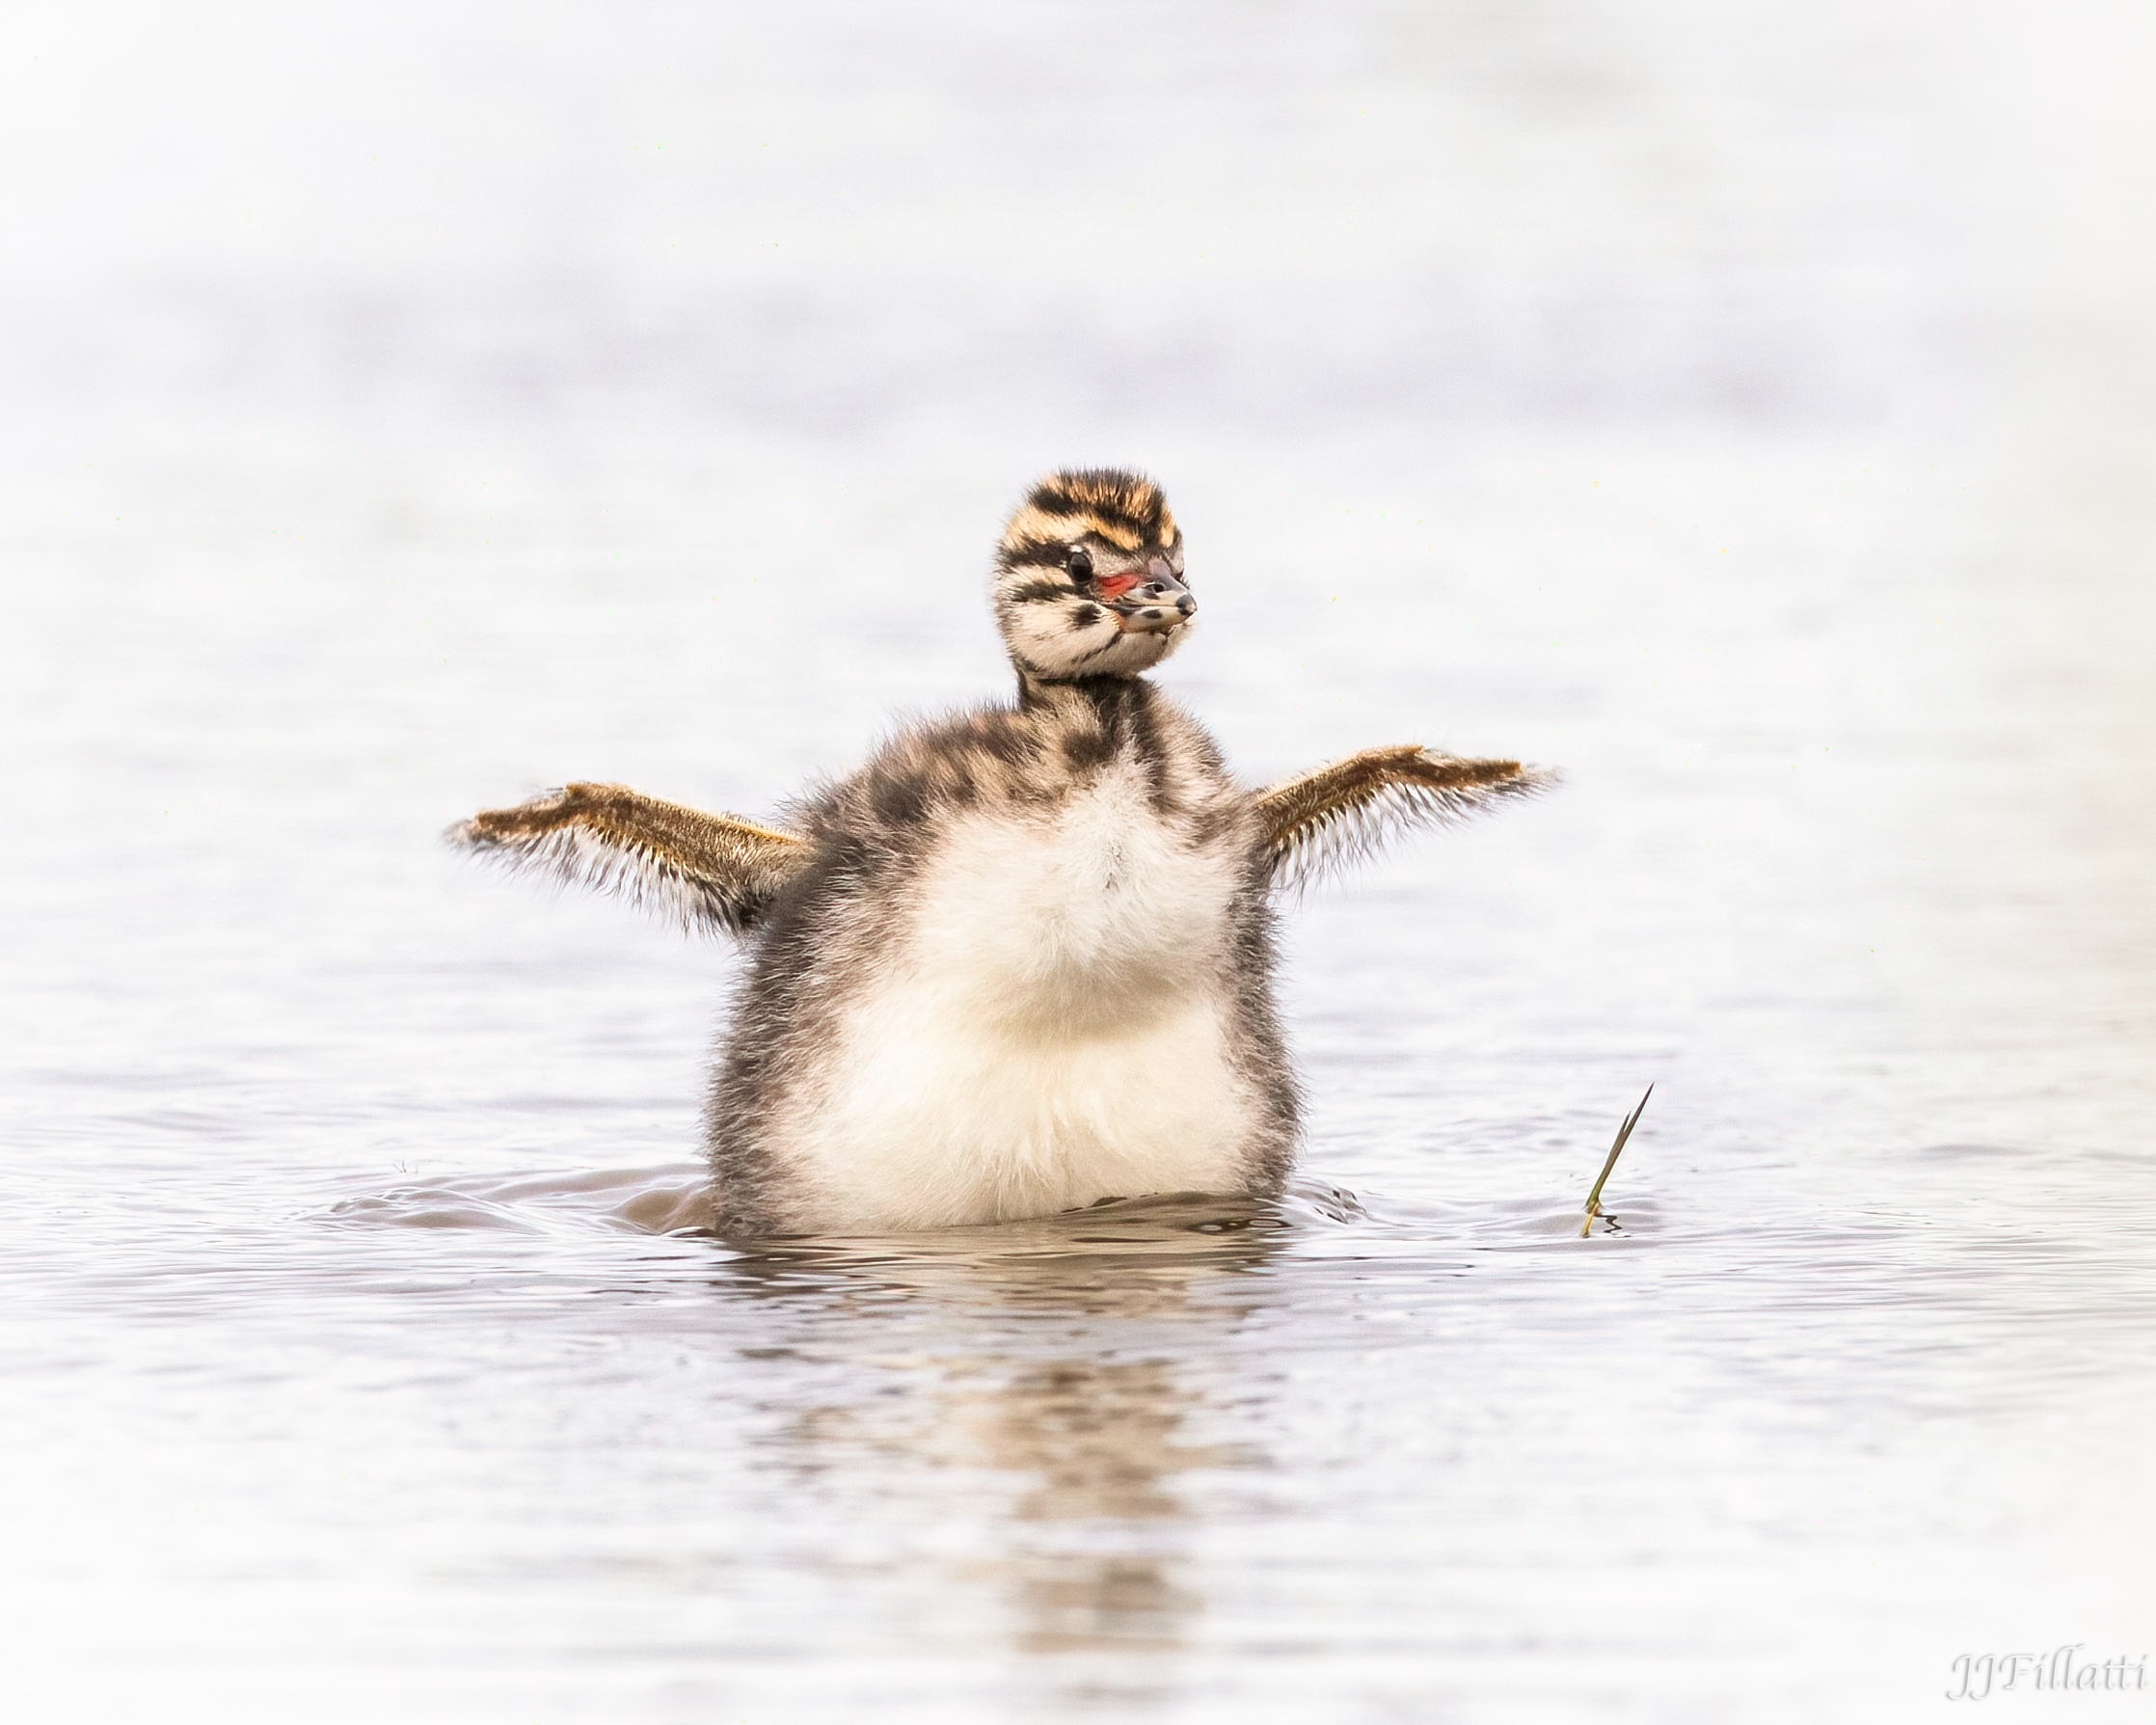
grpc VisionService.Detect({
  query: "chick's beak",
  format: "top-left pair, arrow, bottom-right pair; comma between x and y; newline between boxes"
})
1113,555 -> 1196,634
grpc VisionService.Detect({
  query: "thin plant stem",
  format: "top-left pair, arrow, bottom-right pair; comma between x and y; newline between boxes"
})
1581,1084 -> 1654,1237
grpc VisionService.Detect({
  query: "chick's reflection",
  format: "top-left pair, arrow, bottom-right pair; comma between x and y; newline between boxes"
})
958,1354 -> 1237,1654
726,1200 -> 1280,1661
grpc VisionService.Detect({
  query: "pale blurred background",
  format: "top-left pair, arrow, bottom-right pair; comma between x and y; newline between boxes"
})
3,4 -> 2152,1722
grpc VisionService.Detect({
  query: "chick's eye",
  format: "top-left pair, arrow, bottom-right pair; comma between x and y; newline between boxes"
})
1065,548 -> 1093,582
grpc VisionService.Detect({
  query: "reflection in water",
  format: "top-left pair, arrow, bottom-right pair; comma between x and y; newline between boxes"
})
714,1197 -> 1280,1671
962,1356 -> 1215,1659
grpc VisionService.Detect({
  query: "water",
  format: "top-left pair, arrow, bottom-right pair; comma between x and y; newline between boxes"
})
4,4 -> 2155,1720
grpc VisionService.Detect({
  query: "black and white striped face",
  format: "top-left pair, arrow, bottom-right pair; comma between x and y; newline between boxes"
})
992,469 -> 1195,682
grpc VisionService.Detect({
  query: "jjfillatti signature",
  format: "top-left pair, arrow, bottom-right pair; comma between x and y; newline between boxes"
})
1948,1647 -> 2148,1700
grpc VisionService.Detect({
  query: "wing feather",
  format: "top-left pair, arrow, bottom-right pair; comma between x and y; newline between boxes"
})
447,782 -> 811,937
1253,746 -> 1554,892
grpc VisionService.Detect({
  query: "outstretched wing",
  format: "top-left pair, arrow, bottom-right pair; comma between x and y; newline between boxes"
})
1253,746 -> 1554,891
447,782 -> 812,936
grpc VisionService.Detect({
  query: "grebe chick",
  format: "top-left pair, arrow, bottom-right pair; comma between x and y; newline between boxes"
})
452,469 -> 1551,1235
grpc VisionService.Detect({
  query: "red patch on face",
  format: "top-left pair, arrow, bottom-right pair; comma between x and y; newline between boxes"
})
1095,571 -> 1141,600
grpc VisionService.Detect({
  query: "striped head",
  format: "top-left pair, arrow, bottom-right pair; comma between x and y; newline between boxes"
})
992,469 -> 1195,682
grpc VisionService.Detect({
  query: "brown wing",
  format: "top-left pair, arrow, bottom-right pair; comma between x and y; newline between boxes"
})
1253,746 -> 1555,891
447,782 -> 812,937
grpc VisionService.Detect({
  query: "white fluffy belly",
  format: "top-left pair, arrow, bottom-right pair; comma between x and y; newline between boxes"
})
772,774 -> 1257,1230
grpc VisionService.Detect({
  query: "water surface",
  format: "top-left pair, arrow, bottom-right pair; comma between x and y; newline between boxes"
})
4,4 -> 2154,1720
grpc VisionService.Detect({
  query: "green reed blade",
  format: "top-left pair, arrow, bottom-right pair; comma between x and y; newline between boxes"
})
1580,1083 -> 1654,1237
